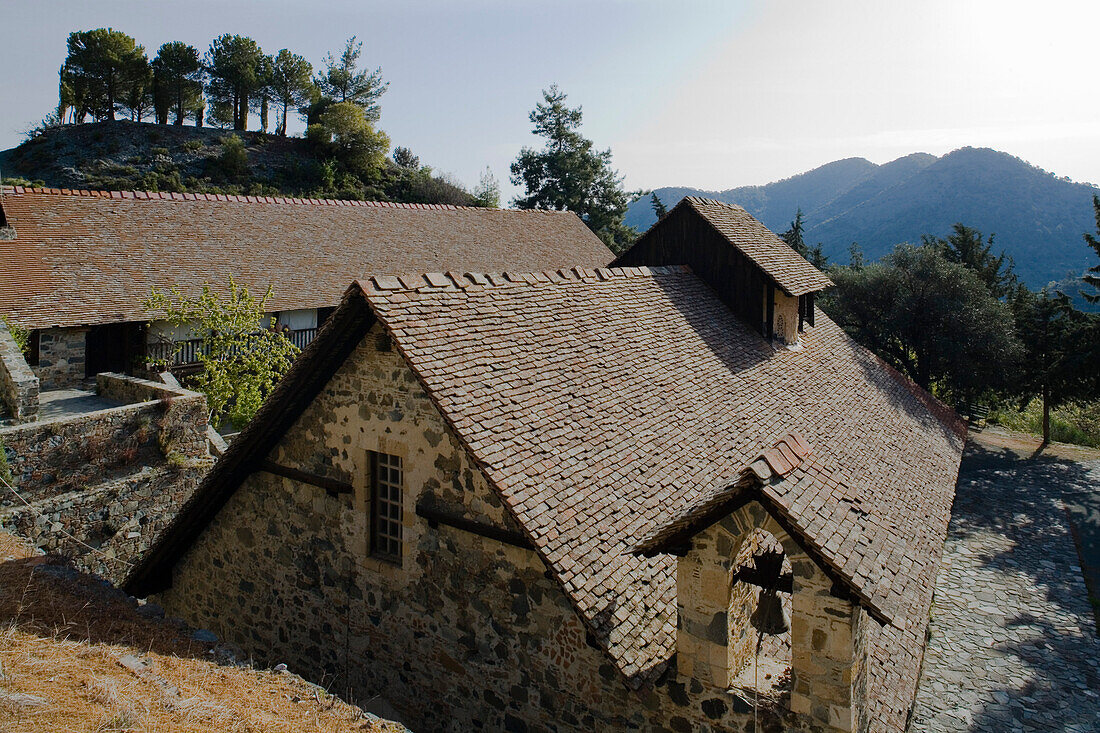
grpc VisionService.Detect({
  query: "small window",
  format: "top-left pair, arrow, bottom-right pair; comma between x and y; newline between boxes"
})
370,452 -> 403,563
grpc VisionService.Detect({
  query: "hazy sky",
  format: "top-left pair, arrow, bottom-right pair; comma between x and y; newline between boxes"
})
2,0 -> 1098,200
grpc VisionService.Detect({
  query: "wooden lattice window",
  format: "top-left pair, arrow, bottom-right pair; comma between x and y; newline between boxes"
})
370,452 -> 403,563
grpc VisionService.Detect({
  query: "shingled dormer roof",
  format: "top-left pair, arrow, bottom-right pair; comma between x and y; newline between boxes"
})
679,196 -> 833,296
0,186 -> 612,329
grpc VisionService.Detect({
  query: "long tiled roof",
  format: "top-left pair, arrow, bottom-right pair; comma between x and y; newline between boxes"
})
0,187 -> 612,329
127,264 -> 963,730
680,196 -> 834,295
356,266 -> 963,727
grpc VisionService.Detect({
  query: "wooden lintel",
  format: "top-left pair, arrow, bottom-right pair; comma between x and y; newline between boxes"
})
258,460 -> 353,497
415,503 -> 534,550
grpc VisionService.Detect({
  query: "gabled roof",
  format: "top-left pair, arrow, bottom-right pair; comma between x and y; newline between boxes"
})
671,196 -> 834,296
127,266 -> 963,728
0,187 -> 612,329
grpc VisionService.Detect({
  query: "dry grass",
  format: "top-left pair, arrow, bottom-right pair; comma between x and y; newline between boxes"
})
973,425 -> 1100,462
0,531 -> 403,733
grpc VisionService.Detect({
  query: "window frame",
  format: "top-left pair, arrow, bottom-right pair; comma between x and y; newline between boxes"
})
369,450 -> 404,565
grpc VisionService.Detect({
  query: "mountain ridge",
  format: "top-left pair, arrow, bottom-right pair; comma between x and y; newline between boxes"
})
629,147 -> 1099,288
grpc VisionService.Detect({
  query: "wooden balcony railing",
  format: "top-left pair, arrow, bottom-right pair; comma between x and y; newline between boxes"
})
146,328 -> 318,368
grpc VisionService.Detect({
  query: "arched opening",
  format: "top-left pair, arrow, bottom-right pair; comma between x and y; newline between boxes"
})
727,528 -> 792,703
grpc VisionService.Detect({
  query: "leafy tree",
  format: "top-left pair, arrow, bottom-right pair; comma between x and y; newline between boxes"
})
60,28 -> 149,121
205,34 -> 266,130
1083,195 -> 1100,303
510,85 -> 635,252
392,146 -> 419,169
825,243 -> 1021,399
316,37 -> 388,120
151,42 -> 204,125
269,49 -> 313,136
651,193 -> 668,219
922,223 -> 1017,298
146,279 -> 298,428
472,167 -> 500,208
310,101 -> 389,176
1010,288 -> 1097,442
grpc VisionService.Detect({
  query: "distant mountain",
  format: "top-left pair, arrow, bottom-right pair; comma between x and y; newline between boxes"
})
628,148 -> 1100,289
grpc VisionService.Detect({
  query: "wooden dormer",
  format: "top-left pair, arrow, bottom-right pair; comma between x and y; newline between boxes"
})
615,196 -> 831,344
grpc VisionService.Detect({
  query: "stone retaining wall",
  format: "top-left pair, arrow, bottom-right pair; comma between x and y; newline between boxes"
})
3,464 -> 209,586
0,321 -> 38,423
0,373 -> 207,504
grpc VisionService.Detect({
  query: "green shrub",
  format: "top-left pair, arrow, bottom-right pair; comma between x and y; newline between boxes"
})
215,135 -> 249,182
151,146 -> 170,157
181,139 -> 205,153
990,399 -> 1100,448
1,316 -> 30,355
0,439 -> 12,487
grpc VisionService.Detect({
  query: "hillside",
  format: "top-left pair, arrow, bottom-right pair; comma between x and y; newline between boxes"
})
629,148 -> 1100,288
0,120 -> 477,206
0,530 -> 405,731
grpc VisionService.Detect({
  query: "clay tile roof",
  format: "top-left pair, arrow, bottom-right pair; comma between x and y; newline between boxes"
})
355,266 -> 963,725
682,196 -> 834,296
0,186 -> 612,329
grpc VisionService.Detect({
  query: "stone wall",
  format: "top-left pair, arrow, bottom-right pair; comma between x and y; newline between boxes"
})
0,321 -> 38,422
36,327 -> 87,390
0,373 -> 208,504
158,324 -> 826,733
3,464 -> 208,586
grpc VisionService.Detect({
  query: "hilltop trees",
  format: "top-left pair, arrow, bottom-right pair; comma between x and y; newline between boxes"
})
315,37 -> 388,121
511,85 -> 636,252
269,50 -> 313,137
60,29 -> 149,122
53,28 -> 396,139
151,42 -> 204,125
205,34 -> 266,131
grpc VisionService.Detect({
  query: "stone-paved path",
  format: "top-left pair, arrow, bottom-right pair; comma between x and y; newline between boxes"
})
911,434 -> 1100,733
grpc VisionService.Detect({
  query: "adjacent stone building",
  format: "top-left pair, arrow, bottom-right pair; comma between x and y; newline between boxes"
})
0,186 -> 612,389
126,204 -> 964,732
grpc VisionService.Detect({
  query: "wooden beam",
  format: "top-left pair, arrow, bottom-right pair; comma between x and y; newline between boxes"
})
732,566 -> 794,593
258,459 -> 353,498
415,503 -> 534,550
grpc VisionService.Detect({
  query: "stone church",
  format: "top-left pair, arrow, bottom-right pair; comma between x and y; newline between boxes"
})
126,199 -> 965,732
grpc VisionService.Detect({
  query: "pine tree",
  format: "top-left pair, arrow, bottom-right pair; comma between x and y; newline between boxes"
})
651,193 -> 668,219
315,37 -> 388,121
781,209 -> 808,256
1083,195 -> 1100,303
205,34 -> 266,130
510,85 -> 635,252
922,223 -> 1016,298
269,49 -> 313,136
60,29 -> 149,121
151,42 -> 204,125
1010,288 -> 1095,442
